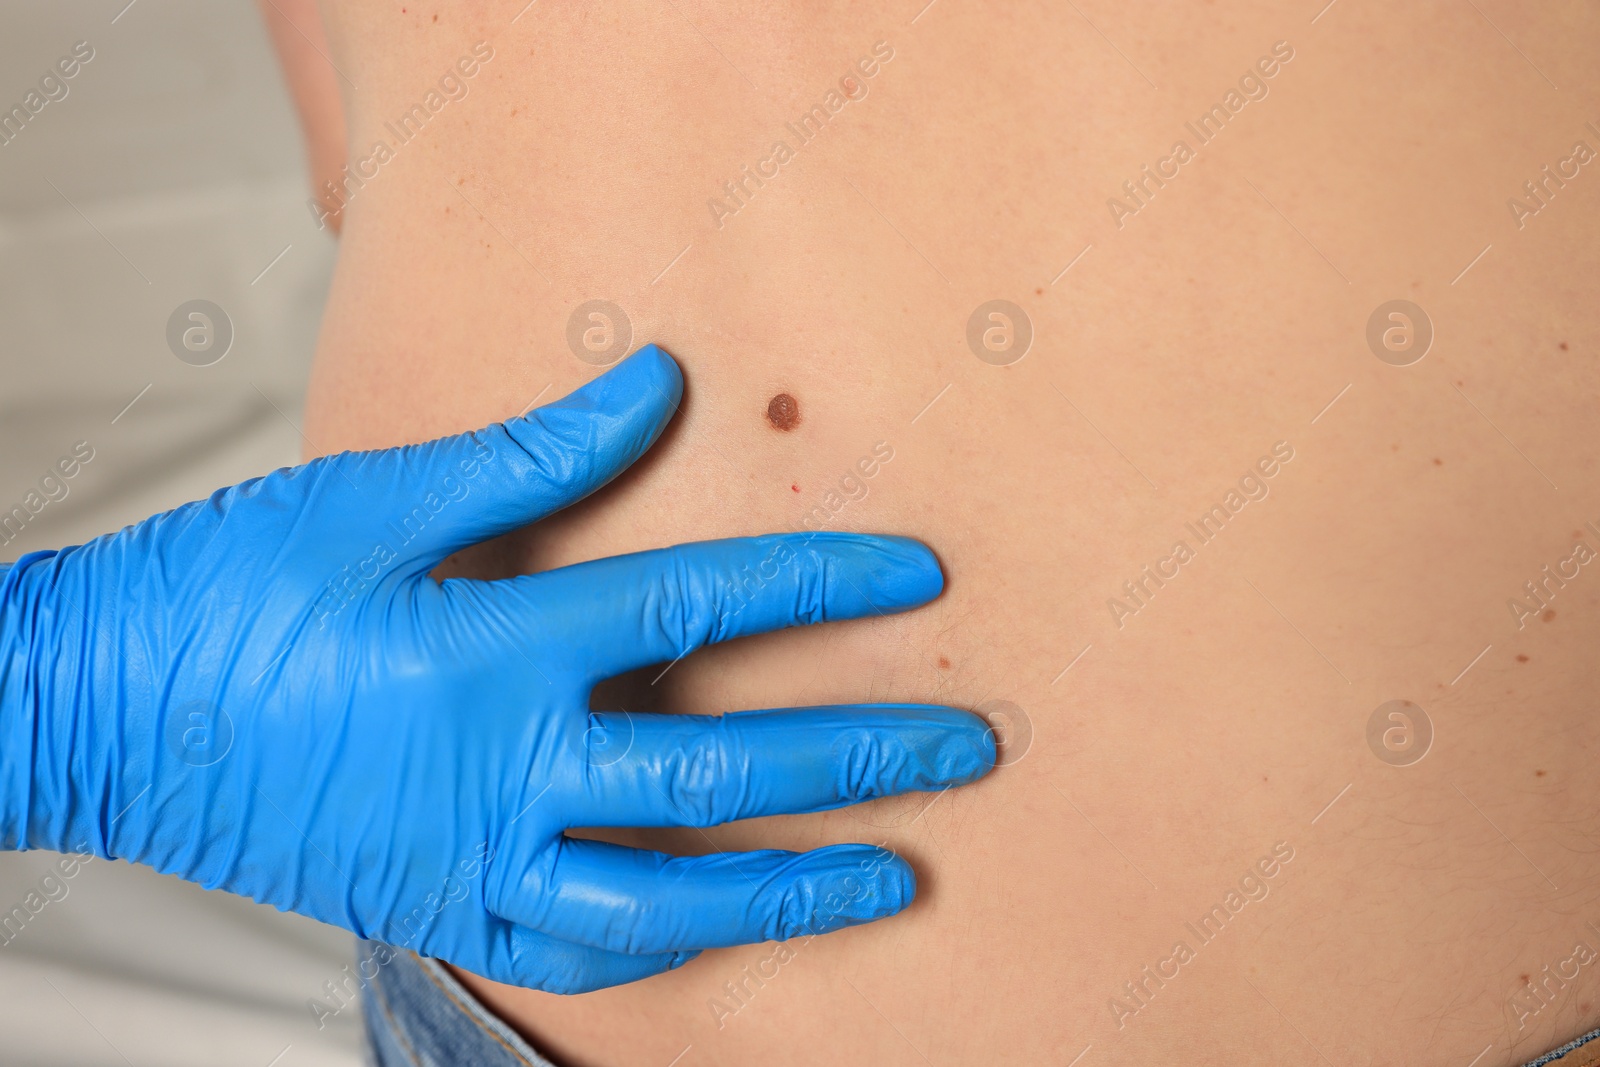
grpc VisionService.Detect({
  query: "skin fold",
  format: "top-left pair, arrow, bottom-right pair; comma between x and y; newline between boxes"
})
292,1 -> 1600,1063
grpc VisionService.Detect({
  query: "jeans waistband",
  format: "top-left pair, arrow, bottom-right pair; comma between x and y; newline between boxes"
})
360,941 -> 557,1067
1522,1026 -> 1600,1067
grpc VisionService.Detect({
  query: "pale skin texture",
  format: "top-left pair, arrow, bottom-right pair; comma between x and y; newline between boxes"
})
279,2 -> 1600,1064
256,0 -> 349,233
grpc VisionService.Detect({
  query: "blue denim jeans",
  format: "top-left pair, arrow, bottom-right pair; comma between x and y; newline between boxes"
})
359,937 -> 1600,1067
1524,1027 -> 1600,1067
361,941 -> 556,1067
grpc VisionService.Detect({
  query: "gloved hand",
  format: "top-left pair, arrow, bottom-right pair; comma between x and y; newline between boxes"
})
0,345 -> 993,992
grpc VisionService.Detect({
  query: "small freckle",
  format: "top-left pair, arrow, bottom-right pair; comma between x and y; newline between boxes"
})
432,12 -> 438,21
1543,609 -> 1556,622
1516,654 -> 1529,662
1456,379 -> 1464,386
766,393 -> 800,431
1536,769 -> 1547,777
1522,974 -> 1532,984
1035,287 -> 1043,295
1560,342 -> 1569,351
1391,443 -> 1400,452
938,655 -> 951,669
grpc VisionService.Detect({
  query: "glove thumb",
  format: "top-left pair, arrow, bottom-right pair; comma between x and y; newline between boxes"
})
354,344 -> 682,571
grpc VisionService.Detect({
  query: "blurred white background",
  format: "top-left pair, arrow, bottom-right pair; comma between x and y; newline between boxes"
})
1,1 -> 363,1063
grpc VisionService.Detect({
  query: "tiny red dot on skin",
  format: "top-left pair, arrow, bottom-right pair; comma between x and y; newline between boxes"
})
791,484 -> 799,492
938,656 -> 950,669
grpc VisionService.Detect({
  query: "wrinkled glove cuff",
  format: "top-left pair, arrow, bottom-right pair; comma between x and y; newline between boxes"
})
0,551 -> 59,852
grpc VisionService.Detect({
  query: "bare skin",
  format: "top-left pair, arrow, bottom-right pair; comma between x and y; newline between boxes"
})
284,2 -> 1600,1064
257,0 -> 349,233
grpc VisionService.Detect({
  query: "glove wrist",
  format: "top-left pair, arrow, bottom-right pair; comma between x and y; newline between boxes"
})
0,552 -> 60,853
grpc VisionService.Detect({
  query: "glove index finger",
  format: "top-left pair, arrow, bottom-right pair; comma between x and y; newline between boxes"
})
496,533 -> 943,681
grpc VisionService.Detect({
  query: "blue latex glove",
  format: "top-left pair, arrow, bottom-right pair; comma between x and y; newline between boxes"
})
0,345 -> 993,992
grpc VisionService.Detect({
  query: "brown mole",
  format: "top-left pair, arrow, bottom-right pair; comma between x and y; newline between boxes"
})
766,393 -> 800,431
